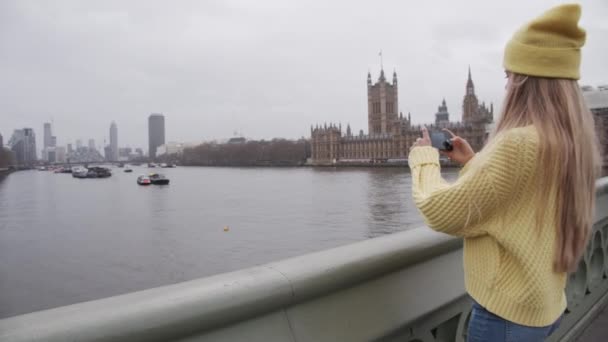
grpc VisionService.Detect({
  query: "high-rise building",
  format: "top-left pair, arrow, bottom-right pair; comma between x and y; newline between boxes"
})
148,114 -> 165,159
9,128 -> 37,165
42,122 -> 57,161
110,121 -> 118,161
56,147 -> 66,163
104,146 -> 112,161
67,143 -> 73,154
76,139 -> 83,150
88,139 -> 96,151
43,123 -> 52,148
43,148 -> 57,163
43,122 -> 56,148
0,132 -> 3,149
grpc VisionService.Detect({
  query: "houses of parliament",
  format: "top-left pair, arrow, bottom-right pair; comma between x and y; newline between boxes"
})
310,67 -> 494,165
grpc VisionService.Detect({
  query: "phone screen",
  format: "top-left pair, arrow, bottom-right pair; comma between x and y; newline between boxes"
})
430,131 -> 451,151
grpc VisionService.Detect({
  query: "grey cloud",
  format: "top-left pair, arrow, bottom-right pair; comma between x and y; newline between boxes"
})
1,0 -> 606,151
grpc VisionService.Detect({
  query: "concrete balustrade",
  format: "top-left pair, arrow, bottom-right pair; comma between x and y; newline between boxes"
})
1,177 -> 607,342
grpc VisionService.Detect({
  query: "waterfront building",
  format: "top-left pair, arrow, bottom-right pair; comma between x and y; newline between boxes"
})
88,139 -> 96,151
148,114 -> 165,159
156,142 -> 185,156
109,121 -> 118,161
310,67 -> 493,164
118,147 -> 132,160
9,128 -> 37,165
582,85 -> 608,169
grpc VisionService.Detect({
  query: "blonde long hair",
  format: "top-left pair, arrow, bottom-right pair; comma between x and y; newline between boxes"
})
493,73 -> 602,273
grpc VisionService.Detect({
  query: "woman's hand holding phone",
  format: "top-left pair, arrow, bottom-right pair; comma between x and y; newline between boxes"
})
441,129 -> 475,166
411,127 -> 474,166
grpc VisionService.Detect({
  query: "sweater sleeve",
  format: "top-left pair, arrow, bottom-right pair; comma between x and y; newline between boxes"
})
408,130 -> 536,237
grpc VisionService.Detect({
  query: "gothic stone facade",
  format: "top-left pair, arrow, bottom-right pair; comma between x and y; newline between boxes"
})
311,68 -> 493,164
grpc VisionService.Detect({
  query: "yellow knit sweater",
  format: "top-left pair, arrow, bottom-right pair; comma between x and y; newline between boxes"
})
408,125 -> 566,327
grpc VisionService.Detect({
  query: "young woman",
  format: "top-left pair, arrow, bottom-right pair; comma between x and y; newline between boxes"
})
408,4 -> 601,342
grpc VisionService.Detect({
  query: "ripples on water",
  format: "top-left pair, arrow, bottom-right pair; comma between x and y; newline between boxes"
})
0,166 -> 458,318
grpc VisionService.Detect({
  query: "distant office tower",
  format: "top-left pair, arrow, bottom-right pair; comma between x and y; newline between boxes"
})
9,128 -> 37,165
43,148 -> 57,163
76,139 -> 83,150
43,123 -> 52,148
110,121 -> 118,161
88,139 -> 96,151
148,114 -> 165,159
104,146 -> 112,161
67,143 -> 73,154
56,147 -> 67,163
0,132 -> 3,149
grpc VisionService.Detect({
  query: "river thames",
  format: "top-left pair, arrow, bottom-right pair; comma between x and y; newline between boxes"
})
0,166 -> 458,318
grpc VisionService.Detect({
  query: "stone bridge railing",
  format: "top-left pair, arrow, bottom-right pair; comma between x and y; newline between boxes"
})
1,177 -> 607,342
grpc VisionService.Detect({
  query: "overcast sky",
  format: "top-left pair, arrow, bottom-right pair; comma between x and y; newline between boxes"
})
1,0 -> 607,150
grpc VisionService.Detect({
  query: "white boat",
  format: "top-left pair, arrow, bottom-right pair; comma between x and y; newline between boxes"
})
72,167 -> 88,178
137,175 -> 151,185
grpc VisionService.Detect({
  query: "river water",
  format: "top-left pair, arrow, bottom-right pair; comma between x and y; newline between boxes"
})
0,166 -> 458,318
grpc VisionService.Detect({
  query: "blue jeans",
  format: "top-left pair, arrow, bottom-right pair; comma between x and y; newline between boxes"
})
467,301 -> 562,342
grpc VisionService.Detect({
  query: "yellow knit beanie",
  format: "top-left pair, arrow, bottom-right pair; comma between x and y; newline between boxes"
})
503,4 -> 586,80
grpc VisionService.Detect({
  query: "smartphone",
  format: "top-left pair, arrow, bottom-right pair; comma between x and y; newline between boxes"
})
430,131 -> 453,151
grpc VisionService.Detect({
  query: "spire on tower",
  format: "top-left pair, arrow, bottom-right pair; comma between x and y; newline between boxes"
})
466,66 -> 475,95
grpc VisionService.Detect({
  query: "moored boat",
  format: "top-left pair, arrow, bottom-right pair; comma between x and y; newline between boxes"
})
149,173 -> 170,185
137,175 -> 151,185
72,167 -> 88,178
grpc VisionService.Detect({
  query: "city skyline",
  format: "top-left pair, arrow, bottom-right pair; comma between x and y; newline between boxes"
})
2,1 -> 606,149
